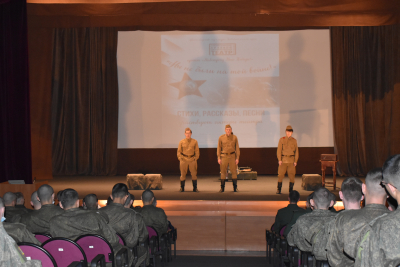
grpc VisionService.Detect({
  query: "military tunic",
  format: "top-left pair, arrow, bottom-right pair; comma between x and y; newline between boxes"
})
355,209 -> 400,267
3,222 -> 41,246
101,203 -> 148,267
272,204 -> 304,233
4,207 -> 30,223
286,209 -> 335,252
325,204 -> 389,267
139,205 -> 169,239
177,138 -> 200,181
19,204 -> 64,234
217,134 -> 240,179
277,136 -> 299,183
0,223 -> 42,267
50,207 -> 134,267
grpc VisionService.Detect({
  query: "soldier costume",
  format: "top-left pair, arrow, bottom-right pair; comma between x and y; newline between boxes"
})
19,204 -> 64,234
286,209 -> 335,252
177,127 -> 200,192
101,203 -> 149,267
0,222 -> 42,266
355,210 -> 400,267
217,124 -> 240,192
276,125 -> 299,194
139,204 -> 169,239
3,222 -> 41,245
283,207 -> 312,237
50,207 -> 134,267
325,204 -> 389,266
272,204 -> 304,233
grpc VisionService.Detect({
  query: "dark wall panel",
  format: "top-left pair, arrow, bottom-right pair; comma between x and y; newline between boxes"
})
117,147 -> 334,175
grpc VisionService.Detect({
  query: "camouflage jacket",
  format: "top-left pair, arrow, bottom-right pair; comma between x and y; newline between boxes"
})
19,204 -> 64,234
139,205 -> 169,237
4,207 -> 30,223
283,208 -> 312,238
3,222 -> 41,246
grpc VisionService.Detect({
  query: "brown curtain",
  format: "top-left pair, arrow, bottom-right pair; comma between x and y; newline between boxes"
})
331,25 -> 400,176
51,27 -> 118,175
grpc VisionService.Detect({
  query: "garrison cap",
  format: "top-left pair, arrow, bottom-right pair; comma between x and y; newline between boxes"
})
185,128 -> 192,132
382,154 -> 400,189
225,124 -> 232,129
286,125 -> 293,132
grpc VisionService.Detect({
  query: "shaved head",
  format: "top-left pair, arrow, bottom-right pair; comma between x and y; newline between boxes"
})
37,184 -> 54,203
3,192 -> 16,206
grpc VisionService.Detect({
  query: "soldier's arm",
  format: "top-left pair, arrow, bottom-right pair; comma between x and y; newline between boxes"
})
294,140 -> 299,163
235,136 -> 240,160
194,140 -> 200,160
277,139 -> 283,161
217,137 -> 222,159
177,141 -> 182,161
137,214 -> 149,243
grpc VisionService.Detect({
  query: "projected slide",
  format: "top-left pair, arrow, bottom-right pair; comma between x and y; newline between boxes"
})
117,30 -> 333,149
161,34 -> 280,147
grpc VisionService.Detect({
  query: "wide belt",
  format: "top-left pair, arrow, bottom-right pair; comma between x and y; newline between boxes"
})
181,153 -> 194,158
222,152 -> 235,155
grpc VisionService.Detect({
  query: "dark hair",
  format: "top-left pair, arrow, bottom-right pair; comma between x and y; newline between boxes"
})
124,193 -> 134,208
142,189 -> 154,203
83,194 -> 98,210
31,191 -> 40,206
306,192 -> 314,205
3,192 -> 16,206
313,187 -> 331,209
107,196 -> 113,205
341,177 -> 363,203
60,189 -> 79,209
37,185 -> 54,203
365,167 -> 386,196
382,154 -> 400,189
289,190 -> 300,203
15,192 -> 24,204
112,183 -> 129,199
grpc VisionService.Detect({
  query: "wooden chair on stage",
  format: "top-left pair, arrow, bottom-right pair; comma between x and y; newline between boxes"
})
320,154 -> 338,190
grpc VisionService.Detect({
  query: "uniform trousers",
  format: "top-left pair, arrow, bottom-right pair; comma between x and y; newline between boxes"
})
220,155 -> 237,180
278,163 -> 296,183
180,158 -> 197,181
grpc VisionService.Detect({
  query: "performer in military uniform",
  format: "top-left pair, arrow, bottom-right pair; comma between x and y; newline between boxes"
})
217,124 -> 240,192
177,128 -> 200,192
277,125 -> 299,194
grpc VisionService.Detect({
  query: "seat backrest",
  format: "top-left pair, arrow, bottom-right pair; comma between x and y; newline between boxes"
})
34,233 -> 51,243
42,238 -> 87,267
75,234 -> 114,264
280,226 -> 287,237
18,242 -> 57,267
146,226 -> 158,239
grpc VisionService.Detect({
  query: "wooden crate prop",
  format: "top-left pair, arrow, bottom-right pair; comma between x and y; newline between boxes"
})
302,174 -> 322,191
127,174 -> 163,190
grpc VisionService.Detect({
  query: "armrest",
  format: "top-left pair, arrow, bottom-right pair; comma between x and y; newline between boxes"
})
90,254 -> 106,267
115,247 -> 129,267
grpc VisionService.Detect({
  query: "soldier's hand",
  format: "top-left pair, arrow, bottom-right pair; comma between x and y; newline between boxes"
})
235,159 -> 239,165
279,161 -> 282,166
218,159 -> 221,164
294,162 -> 297,167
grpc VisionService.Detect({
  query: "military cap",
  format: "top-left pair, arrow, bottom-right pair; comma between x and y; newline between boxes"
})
185,127 -> 192,133
286,125 -> 293,131
225,124 -> 232,129
382,154 -> 400,189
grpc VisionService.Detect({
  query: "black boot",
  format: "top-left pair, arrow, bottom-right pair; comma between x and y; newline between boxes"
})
219,179 -> 225,192
180,180 -> 185,192
276,182 -> 282,194
233,179 -> 238,192
289,182 -> 294,193
193,180 -> 199,192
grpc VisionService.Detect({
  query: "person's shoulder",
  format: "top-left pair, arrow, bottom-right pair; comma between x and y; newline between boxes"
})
219,134 -> 226,139
372,210 -> 400,231
3,222 -> 27,231
179,138 -> 186,143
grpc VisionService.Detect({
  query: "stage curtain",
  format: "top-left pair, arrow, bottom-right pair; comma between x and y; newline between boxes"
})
331,25 -> 400,176
51,27 -> 118,175
0,0 -> 32,183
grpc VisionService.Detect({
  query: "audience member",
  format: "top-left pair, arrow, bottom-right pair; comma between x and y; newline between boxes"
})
0,197 -> 42,266
139,190 -> 169,239
355,155 -> 400,267
50,188 -> 134,266
82,194 -> 99,210
124,193 -> 134,209
272,190 -> 303,233
287,187 -> 336,252
101,184 -> 148,267
19,184 -> 64,234
30,191 -> 41,210
14,192 -> 32,213
328,191 -> 338,213
3,192 -> 29,222
283,192 -> 314,237
386,195 -> 397,211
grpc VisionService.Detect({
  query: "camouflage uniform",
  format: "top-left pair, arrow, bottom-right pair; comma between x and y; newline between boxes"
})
355,209 -> 400,267
101,203 -> 149,267
19,204 -> 64,234
287,209 -> 336,252
49,207 -> 134,267
0,223 -> 42,266
283,207 -> 312,238
3,222 -> 41,246
4,207 -> 30,223
272,204 -> 304,233
139,205 -> 169,239
325,204 -> 389,267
